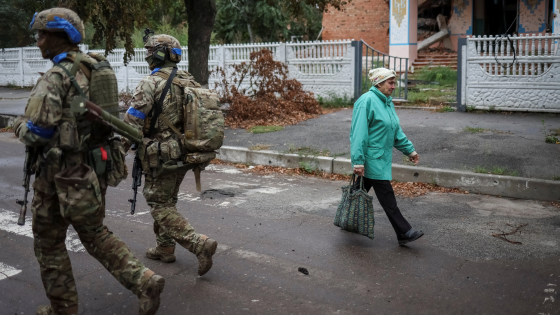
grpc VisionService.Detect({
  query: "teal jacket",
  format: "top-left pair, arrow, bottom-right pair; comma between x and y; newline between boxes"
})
350,87 -> 415,180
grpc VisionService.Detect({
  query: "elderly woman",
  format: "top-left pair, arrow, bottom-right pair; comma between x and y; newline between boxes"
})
350,68 -> 424,246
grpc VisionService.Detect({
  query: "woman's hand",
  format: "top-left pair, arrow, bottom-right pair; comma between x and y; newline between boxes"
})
409,154 -> 420,165
353,166 -> 365,176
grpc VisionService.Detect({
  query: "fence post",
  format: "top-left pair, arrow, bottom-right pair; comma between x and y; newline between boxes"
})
19,48 -> 24,87
456,37 -> 468,112
351,40 -> 363,102
219,45 -> 225,69
125,60 -> 129,93
277,43 -> 286,63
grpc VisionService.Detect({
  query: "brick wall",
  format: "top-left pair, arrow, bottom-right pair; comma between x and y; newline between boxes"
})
322,0 -> 390,54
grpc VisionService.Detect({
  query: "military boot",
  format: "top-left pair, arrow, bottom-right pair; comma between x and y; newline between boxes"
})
197,237 -> 218,276
36,305 -> 54,315
138,271 -> 165,315
146,246 -> 176,263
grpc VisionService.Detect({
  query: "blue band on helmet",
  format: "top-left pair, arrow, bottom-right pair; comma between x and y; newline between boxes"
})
126,107 -> 146,120
29,12 -> 38,29
171,48 -> 182,56
52,52 -> 68,64
46,16 -> 82,43
150,68 -> 161,75
26,120 -> 55,139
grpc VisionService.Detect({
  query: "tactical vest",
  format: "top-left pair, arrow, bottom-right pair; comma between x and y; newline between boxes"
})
55,52 -> 127,187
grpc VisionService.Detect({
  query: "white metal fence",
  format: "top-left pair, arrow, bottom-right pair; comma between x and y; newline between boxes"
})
0,40 -> 355,100
459,34 -> 560,112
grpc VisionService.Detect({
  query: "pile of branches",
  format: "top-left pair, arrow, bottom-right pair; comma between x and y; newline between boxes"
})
214,49 -> 322,129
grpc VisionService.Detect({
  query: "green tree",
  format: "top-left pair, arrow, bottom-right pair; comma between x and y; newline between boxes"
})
3,0 -> 349,86
0,0 -> 57,48
214,0 -> 324,44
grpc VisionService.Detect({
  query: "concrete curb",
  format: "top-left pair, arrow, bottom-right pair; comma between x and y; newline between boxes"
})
217,146 -> 560,202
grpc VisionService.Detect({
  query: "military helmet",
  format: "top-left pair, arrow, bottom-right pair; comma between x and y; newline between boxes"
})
29,8 -> 85,44
144,34 -> 182,63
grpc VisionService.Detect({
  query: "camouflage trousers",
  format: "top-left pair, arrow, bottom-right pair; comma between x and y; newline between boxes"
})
32,170 -> 148,315
143,168 -> 205,255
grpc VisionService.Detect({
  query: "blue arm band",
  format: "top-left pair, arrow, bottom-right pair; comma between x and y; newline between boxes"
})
27,120 -> 55,139
52,52 -> 68,64
46,16 -> 82,43
171,48 -> 182,56
150,68 -> 161,75
126,107 -> 146,120
29,12 -> 37,29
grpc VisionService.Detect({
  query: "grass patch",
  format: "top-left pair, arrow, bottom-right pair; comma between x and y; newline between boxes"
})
552,175 -> 560,181
545,136 -> 560,144
248,125 -> 284,134
318,94 -> 353,109
474,166 -> 519,176
550,128 -> 560,136
248,144 -> 272,151
406,85 -> 457,105
542,120 -> 560,144
285,144 -> 330,157
414,66 -> 458,87
464,126 -> 486,133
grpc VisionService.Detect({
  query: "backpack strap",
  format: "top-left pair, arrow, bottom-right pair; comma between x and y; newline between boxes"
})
153,71 -> 184,87
54,52 -> 87,99
147,67 -> 177,138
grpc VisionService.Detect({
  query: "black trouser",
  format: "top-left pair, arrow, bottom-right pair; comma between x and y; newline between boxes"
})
353,176 -> 412,236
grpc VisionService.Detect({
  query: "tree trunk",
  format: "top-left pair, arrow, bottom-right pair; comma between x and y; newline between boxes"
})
247,23 -> 254,43
184,0 -> 216,87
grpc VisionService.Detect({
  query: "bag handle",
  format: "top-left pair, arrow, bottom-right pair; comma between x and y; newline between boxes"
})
350,174 -> 365,192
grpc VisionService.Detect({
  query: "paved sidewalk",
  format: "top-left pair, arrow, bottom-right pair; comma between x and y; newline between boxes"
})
224,108 -> 560,180
0,87 -> 29,116
2,87 -> 558,180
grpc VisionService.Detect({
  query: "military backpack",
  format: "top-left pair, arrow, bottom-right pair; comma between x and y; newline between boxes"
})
149,70 -> 224,191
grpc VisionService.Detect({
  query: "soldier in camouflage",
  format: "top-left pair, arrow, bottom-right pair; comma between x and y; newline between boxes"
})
15,8 -> 164,315
122,34 -> 218,276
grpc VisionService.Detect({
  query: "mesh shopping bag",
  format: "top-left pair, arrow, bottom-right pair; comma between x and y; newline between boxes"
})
334,175 -> 375,239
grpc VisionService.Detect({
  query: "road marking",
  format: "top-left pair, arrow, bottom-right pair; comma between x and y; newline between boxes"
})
0,209 -> 85,253
0,262 -> 22,280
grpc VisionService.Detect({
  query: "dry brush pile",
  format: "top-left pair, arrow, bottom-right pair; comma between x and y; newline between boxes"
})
214,49 -> 322,129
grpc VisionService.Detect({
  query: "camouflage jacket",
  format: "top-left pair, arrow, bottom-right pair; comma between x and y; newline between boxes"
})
15,51 -> 112,193
122,67 -> 199,151
17,51 -> 91,148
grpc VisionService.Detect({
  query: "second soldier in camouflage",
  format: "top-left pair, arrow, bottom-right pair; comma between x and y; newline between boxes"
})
122,33 -> 218,276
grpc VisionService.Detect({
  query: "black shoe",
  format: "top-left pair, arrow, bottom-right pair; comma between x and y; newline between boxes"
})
398,229 -> 424,246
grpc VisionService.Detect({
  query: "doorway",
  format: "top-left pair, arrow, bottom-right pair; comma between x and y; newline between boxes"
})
473,0 -> 518,36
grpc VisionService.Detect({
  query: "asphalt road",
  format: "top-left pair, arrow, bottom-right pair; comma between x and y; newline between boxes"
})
1,132 -> 559,315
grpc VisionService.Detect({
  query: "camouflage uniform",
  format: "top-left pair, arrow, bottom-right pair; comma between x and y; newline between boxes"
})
122,34 -> 217,275
18,8 -> 164,315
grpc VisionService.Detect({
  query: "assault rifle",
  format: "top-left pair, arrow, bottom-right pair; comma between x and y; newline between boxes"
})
128,143 -> 142,215
16,146 -> 37,225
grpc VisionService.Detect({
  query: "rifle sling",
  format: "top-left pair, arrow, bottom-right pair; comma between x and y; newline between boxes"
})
148,67 -> 177,137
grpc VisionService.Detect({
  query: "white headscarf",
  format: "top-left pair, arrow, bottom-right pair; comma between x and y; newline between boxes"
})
368,68 -> 396,87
